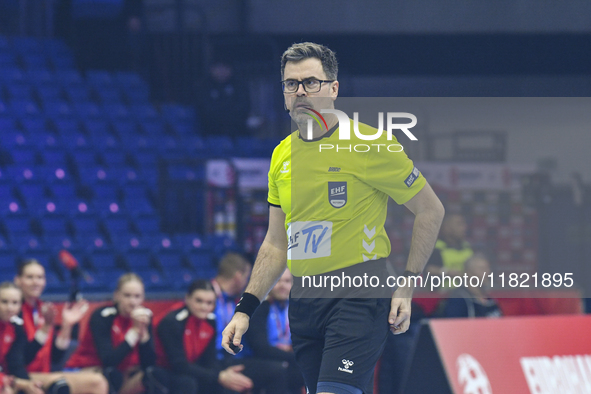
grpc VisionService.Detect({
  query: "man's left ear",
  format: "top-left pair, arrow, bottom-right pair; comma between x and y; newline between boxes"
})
331,81 -> 339,99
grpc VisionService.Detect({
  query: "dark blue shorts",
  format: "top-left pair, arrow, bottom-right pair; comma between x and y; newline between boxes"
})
289,296 -> 391,394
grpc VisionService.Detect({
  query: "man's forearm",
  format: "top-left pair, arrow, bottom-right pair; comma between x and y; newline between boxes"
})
406,208 -> 444,275
244,240 -> 287,300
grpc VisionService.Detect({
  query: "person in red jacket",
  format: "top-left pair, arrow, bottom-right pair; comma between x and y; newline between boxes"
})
154,279 -> 254,393
14,260 -> 108,394
0,281 -> 44,394
66,273 -> 155,394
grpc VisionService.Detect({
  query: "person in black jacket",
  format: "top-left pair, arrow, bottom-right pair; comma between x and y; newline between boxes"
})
0,282 -> 43,394
155,280 -> 253,394
246,269 -> 304,394
65,274 -> 155,394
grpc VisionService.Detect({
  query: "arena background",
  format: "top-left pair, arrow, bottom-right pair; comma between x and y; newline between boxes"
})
0,1 -> 590,393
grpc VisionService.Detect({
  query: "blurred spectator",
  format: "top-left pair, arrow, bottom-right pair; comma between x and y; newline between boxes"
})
154,279 -> 253,394
210,253 -> 288,393
197,62 -> 251,137
425,213 -> 473,282
66,273 -> 156,394
442,254 -> 502,318
246,269 -> 305,394
14,259 -> 108,394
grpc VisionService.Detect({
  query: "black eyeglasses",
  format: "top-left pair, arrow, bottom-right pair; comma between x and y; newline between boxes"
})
281,78 -> 335,93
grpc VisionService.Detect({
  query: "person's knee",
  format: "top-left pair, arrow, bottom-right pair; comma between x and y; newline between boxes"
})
88,373 -> 109,394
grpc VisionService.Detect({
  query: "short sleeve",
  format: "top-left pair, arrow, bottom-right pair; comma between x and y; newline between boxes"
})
364,141 -> 426,204
268,147 -> 280,206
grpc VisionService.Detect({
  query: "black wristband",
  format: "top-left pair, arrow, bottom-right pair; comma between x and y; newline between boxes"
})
234,292 -> 260,318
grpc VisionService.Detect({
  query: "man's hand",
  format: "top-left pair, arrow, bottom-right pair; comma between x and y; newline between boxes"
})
61,300 -> 89,327
13,379 -> 43,394
218,364 -> 254,392
221,312 -> 250,355
389,286 -> 413,335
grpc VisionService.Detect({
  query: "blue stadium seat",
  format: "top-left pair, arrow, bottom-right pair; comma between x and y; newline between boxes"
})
48,183 -> 77,201
26,69 -> 54,85
101,150 -> 128,168
16,181 -> 46,204
10,100 -> 39,116
0,115 -> 17,131
124,248 -> 153,270
6,84 -> 32,100
130,104 -> 158,120
123,87 -> 150,103
10,147 -> 38,166
204,136 -> 234,157
0,200 -> 23,216
21,54 -> 49,69
86,248 -> 120,271
121,135 -> 154,153
64,86 -> 91,102
103,104 -> 130,121
102,215 -> 131,238
60,132 -> 89,150
70,214 -> 101,236
37,215 -> 70,236
94,87 -> 122,103
41,148 -> 68,167
136,269 -> 170,290
139,121 -> 166,135
0,130 -> 28,149
2,214 -> 32,235
76,234 -> 107,251
43,101 -> 73,118
71,148 -> 97,167
73,102 -> 102,118
49,54 -> 75,69
0,250 -> 18,270
169,268 -> 201,287
130,151 -> 157,168
11,37 -> 42,53
114,71 -> 145,87
155,249 -> 185,270
86,70 -> 114,86
44,167 -> 72,184
21,118 -> 47,134
168,121 -> 195,136
185,249 -> 215,271
0,67 -> 24,83
92,182 -> 120,201
160,104 -> 196,124
51,117 -> 80,134
83,119 -> 110,135
0,183 -> 15,199
89,132 -> 119,150
55,69 -> 83,85
43,234 -> 76,251
4,166 -> 39,182
0,52 -> 16,67
132,214 -> 160,235
36,85 -> 63,102
166,164 -> 204,181
172,234 -> 207,252
28,131 -> 61,150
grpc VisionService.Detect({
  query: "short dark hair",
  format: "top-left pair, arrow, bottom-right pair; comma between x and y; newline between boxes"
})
281,42 -> 338,80
186,279 -> 215,296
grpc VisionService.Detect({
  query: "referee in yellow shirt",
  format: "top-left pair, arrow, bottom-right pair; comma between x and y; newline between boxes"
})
222,42 -> 445,394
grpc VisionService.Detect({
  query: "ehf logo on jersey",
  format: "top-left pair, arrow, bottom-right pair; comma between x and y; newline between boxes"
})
404,167 -> 420,187
328,181 -> 347,208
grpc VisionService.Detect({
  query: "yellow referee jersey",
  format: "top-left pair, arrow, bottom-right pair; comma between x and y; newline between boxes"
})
268,120 -> 426,276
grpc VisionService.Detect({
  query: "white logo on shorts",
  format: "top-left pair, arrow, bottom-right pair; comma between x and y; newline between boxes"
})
338,359 -> 354,374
